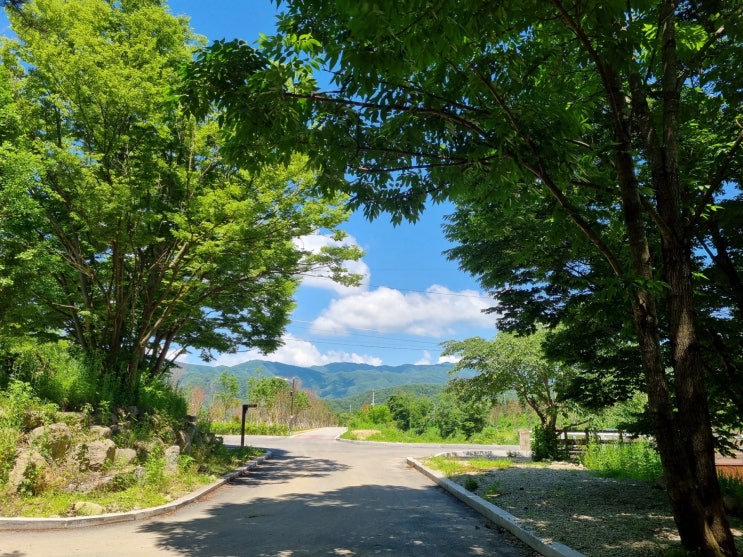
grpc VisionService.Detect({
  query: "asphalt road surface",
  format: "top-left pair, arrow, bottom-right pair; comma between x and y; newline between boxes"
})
1,428 -> 537,557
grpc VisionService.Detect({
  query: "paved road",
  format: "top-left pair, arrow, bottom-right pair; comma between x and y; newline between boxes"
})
1,428 -> 536,557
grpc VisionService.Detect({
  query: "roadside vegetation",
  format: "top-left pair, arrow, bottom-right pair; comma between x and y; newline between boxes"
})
0,341 -> 266,518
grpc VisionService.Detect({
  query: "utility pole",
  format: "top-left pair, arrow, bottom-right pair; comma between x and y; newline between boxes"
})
372,391 -> 375,407
289,377 -> 296,436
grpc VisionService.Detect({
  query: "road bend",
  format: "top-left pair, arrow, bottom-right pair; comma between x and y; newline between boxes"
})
1,427 -> 537,557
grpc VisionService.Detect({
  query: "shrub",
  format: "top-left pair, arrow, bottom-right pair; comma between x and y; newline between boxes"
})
531,424 -> 567,461
0,380 -> 58,484
581,440 -> 662,482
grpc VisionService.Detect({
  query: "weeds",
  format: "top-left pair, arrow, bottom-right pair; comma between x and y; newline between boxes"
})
423,456 -> 513,477
581,440 -> 662,482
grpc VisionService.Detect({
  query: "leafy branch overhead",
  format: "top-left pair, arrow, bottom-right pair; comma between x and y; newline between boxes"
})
181,2 -> 743,555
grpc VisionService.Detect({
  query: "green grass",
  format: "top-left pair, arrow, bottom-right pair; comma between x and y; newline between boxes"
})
342,423 -> 522,445
423,456 -> 513,477
580,441 -> 662,482
208,420 -> 289,436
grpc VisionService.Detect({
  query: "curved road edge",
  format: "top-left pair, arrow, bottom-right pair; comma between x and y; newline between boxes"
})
407,456 -> 586,557
0,451 -> 272,531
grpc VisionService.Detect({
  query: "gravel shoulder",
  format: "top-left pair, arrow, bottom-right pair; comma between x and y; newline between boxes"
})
450,462 -> 743,557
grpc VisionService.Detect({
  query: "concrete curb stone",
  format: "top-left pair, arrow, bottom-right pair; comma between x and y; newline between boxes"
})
407,455 -> 586,557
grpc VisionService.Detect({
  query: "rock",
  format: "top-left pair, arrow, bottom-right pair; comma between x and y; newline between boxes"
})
30,422 -> 73,461
55,411 -> 85,427
76,439 -> 116,471
164,445 -> 180,475
21,410 -> 46,431
114,447 -> 137,466
6,449 -> 48,495
89,425 -> 112,439
175,428 -> 193,453
70,501 -> 105,516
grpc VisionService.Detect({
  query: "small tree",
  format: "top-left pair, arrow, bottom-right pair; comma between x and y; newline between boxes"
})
386,392 -> 431,434
212,371 -> 240,421
442,329 -> 576,459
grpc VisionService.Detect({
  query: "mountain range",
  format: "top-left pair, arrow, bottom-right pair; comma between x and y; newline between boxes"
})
173,360 -> 457,400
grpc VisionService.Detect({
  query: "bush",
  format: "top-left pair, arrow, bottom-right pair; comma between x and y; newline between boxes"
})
469,426 -> 519,445
137,378 -> 187,421
0,380 -> 58,483
531,424 -> 567,461
4,341 -> 94,410
581,440 -> 662,482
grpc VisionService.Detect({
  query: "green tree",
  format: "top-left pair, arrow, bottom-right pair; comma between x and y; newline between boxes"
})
0,0 -> 361,400
429,390 -> 488,440
182,2 -> 743,553
213,371 -> 240,421
386,392 -> 431,434
246,375 -> 308,426
442,330 -> 576,457
366,403 -> 392,425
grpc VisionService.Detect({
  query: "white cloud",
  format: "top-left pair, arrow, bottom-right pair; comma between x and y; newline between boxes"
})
415,351 -> 433,365
310,285 -> 494,337
437,353 -> 461,364
199,334 -> 382,368
293,233 -> 370,295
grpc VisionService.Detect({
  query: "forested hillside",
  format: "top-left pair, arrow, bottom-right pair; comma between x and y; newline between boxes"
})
173,361 -> 456,400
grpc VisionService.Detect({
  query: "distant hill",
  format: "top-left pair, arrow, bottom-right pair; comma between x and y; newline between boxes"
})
172,360 -> 457,400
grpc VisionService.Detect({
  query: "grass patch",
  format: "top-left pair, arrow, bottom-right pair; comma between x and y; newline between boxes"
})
580,441 -> 662,482
423,456 -> 513,477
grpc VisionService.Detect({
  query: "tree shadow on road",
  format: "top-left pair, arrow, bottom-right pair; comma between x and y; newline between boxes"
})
238,449 -> 351,485
138,452 -> 523,557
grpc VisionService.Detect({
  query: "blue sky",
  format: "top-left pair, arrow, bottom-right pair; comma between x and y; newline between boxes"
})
166,1 -> 499,367
2,1 -> 500,367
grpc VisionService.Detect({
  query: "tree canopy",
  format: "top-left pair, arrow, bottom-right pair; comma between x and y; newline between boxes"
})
442,330 -> 577,449
0,0 -> 361,397
182,1 -> 742,554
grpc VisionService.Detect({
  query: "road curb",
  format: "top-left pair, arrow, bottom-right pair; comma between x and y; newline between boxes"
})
407,456 -> 586,557
0,451 -> 271,530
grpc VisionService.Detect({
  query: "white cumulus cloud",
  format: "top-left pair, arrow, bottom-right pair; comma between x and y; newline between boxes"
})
310,285 -> 495,337
201,334 -> 382,368
293,233 -> 370,295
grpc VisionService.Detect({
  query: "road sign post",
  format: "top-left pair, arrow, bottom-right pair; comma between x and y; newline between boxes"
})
241,403 -> 258,447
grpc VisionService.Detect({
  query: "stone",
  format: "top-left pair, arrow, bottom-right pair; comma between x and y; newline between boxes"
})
89,425 -> 112,439
70,501 -> 105,516
175,428 -> 193,453
77,439 -> 116,471
55,411 -> 85,427
164,445 -> 180,476
30,422 -> 73,461
21,410 -> 46,431
114,447 -> 137,466
6,449 -> 48,495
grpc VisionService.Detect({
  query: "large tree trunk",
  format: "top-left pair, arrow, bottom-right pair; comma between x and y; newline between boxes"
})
613,104 -> 737,557
601,2 -> 736,550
